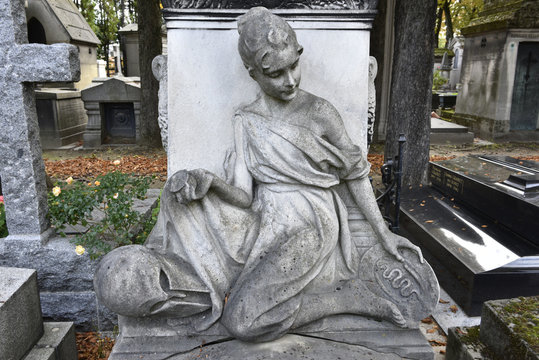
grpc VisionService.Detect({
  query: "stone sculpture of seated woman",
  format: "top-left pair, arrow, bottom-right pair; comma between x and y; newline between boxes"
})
95,7 -> 439,343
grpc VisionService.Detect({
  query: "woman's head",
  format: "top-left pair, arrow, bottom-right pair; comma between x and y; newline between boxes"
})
238,7 -> 303,101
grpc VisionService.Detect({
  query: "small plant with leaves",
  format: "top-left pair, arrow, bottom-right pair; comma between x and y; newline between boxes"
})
48,170 -> 156,259
0,196 -> 8,238
432,69 -> 448,91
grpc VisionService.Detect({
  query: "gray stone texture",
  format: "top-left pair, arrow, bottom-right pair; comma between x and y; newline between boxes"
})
111,314 -> 434,360
1,189 -> 159,330
170,334 -> 404,360
0,267 -> 43,360
151,55 -> 168,152
0,236 -> 118,331
0,0 -> 79,242
29,322 -> 78,360
479,298 -> 538,360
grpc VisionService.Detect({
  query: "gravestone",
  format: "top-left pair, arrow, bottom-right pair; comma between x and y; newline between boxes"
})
0,0 -> 80,245
36,88 -> 87,149
0,266 -> 77,360
452,0 -> 539,141
81,77 -> 141,148
96,5 -> 440,360
400,155 -> 539,315
0,0 -> 118,332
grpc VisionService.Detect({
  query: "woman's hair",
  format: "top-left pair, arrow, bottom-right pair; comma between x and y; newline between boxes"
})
237,7 -> 302,71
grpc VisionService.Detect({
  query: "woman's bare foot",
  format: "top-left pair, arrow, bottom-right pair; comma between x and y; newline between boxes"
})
339,278 -> 406,327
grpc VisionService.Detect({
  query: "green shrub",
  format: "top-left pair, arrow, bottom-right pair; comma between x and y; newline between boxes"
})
432,70 -> 448,91
0,200 -> 8,238
48,171 -> 156,259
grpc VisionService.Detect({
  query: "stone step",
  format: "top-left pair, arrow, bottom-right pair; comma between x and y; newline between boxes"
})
445,296 -> 539,360
479,297 -> 538,360
430,118 -> 474,145
23,322 -> 77,360
0,267 -> 44,360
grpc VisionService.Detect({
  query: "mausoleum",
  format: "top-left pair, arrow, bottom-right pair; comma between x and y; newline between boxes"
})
453,0 -> 539,141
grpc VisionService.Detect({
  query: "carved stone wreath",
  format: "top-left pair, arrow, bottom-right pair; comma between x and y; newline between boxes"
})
161,0 -> 378,10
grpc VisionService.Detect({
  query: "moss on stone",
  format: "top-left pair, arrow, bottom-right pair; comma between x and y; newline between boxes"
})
434,48 -> 455,57
500,296 -> 539,353
460,325 -> 481,344
461,0 -> 539,35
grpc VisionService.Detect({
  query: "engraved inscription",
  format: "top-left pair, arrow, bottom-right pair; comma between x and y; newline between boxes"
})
430,166 -> 442,184
443,172 -> 464,194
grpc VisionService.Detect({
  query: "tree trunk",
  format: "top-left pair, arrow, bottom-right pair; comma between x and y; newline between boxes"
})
384,0 -> 437,186
138,0 -> 162,147
434,3 -> 443,49
444,0 -> 453,47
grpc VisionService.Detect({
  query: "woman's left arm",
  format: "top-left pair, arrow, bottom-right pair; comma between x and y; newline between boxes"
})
346,178 -> 423,263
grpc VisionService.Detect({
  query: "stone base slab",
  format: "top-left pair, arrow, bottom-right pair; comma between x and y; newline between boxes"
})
110,315 -> 434,360
24,322 -> 78,360
0,267 -> 44,360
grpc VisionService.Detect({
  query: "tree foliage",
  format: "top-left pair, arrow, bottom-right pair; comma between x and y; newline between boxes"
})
435,0 -> 483,48
72,0 -> 139,61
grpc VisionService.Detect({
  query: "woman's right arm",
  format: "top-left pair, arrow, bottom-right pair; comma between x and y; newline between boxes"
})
171,115 -> 253,208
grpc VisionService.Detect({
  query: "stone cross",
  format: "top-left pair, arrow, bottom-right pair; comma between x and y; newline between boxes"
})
0,0 -> 80,244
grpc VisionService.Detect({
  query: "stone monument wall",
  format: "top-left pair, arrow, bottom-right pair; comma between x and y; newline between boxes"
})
165,9 -> 375,177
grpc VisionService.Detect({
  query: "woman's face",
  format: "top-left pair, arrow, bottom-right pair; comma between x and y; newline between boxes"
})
250,44 -> 301,102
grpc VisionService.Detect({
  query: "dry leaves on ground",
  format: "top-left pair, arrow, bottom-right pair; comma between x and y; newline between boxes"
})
45,156 -> 167,181
76,332 -> 114,360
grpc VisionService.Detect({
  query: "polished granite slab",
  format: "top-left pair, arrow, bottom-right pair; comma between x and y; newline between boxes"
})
400,156 -> 539,316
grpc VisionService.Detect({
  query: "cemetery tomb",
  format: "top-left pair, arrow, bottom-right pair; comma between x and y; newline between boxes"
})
400,155 -> 539,315
81,77 -> 141,148
452,0 -> 539,141
25,0 -> 99,90
96,4 -> 440,360
36,88 -> 87,149
0,267 -> 77,360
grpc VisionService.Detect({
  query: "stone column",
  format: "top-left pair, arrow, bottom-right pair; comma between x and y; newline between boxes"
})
0,0 -> 80,245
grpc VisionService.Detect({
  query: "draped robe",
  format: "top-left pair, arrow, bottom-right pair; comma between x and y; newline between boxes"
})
152,105 -> 370,339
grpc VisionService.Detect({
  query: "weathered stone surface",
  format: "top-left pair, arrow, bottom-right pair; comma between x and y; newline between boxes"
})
98,9 -> 438,356
111,314 -> 434,360
23,348 -> 55,360
480,297 -> 538,360
0,236 -> 120,331
33,322 -> 78,360
0,267 -> 43,360
0,0 -> 80,243
161,0 -> 379,10
152,55 -> 168,152
1,190 -> 158,331
168,334 -> 403,360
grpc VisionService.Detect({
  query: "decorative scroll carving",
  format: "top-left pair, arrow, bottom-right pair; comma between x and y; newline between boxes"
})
161,0 -> 378,10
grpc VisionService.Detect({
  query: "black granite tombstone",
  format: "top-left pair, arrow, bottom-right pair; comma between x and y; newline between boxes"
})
400,155 -> 539,315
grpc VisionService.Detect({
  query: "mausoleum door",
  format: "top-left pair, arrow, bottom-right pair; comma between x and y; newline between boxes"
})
510,42 -> 539,130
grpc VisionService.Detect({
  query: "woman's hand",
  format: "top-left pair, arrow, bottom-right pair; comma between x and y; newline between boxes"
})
168,169 -> 215,204
380,231 -> 424,264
